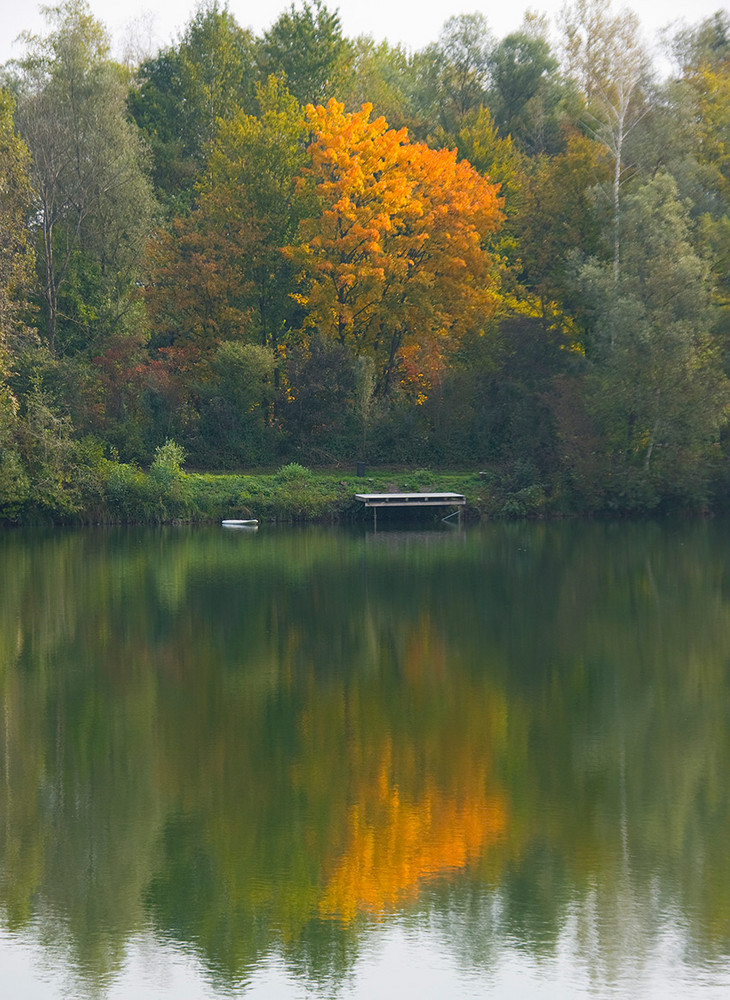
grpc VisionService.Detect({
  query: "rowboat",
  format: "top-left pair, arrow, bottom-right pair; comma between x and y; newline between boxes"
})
222,519 -> 259,528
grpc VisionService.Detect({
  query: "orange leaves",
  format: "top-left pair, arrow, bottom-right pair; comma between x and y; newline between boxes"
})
319,771 -> 508,921
300,615 -> 512,923
293,100 -> 504,395
143,96 -> 504,405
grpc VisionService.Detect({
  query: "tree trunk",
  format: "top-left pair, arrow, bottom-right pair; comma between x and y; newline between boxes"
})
42,214 -> 57,356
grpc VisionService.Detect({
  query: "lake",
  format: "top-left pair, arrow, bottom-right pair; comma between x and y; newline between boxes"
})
1,520 -> 730,998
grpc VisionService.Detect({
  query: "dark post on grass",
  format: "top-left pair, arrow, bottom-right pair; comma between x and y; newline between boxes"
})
357,462 -> 365,476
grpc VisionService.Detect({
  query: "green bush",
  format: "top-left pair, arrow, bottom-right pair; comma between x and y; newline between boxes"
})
500,484 -> 546,518
275,462 -> 313,482
102,461 -> 155,520
151,438 -> 186,476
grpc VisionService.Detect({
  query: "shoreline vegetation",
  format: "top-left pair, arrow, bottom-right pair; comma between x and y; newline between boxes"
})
1,446 -> 716,527
1,453 -> 548,527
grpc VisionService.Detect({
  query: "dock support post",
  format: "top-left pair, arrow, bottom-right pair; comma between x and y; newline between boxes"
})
373,507 -> 377,532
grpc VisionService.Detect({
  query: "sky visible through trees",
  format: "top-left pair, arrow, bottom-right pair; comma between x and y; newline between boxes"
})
2,0 -> 725,67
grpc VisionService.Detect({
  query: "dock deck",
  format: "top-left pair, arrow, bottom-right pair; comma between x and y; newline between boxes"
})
355,492 -> 466,508
355,492 -> 466,528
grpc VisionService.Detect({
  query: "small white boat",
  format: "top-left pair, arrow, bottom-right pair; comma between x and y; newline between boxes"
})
222,519 -> 259,529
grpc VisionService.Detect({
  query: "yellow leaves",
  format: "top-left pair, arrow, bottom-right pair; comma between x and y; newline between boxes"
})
290,100 -> 504,385
692,64 -> 730,196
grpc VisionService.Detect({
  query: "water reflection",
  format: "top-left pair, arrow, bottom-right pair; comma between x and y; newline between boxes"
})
1,522 -> 730,996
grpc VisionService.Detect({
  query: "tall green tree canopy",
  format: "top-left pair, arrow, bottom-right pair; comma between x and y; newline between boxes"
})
11,0 -> 156,357
487,28 -> 567,153
580,172 -> 729,507
0,90 -> 35,363
144,78 -> 308,375
561,0 -> 652,284
258,0 -> 353,106
0,91 -> 35,514
412,13 -> 493,137
129,1 -> 257,204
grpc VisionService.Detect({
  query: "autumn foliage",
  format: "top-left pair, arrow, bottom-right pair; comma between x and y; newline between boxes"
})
293,101 -> 504,394
140,94 -> 505,451
318,760 -> 508,920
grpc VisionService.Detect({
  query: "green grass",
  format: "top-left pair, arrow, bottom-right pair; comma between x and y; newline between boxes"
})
64,460 -> 551,525
187,464 -> 487,523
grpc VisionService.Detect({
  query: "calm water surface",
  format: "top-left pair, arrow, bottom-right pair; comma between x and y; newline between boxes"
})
1,520 -> 730,998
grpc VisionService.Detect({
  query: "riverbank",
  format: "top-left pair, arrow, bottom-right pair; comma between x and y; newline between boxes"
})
3,460 -> 550,526
89,463 -> 543,525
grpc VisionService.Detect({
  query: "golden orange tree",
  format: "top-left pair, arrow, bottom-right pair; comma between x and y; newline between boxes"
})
291,100 -> 504,397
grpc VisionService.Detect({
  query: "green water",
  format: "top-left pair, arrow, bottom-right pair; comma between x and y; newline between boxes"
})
1,520 -> 729,998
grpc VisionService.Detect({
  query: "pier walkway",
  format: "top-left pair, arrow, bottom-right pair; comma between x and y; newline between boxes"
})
355,492 -> 466,529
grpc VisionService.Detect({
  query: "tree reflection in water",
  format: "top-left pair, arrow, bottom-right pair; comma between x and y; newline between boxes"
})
0,522 -> 729,996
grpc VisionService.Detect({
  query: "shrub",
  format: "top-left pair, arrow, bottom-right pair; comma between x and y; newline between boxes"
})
275,462 -> 313,482
239,465 -> 350,521
150,438 -> 186,477
500,484 -> 546,518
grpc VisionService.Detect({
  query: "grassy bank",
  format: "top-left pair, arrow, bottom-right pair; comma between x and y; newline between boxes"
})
66,459 -> 550,526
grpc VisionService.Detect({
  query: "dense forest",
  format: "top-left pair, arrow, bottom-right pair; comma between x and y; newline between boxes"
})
1,0 -> 730,521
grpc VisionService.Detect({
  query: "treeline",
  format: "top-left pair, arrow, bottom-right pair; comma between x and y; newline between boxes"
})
1,0 -> 730,520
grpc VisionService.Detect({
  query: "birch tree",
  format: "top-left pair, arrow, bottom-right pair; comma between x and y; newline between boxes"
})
561,0 -> 651,294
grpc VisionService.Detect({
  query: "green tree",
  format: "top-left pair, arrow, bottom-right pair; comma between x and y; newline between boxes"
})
283,334 -> 357,461
12,0 -> 156,357
128,1 -> 257,204
670,9 -> 730,73
453,106 -> 529,303
487,28 -> 565,154
688,65 -> 730,250
340,37 -> 416,131
580,173 -> 729,508
144,77 -> 308,373
625,17 -> 730,351
0,390 -> 28,518
0,90 -> 35,517
413,13 -> 492,137
200,341 -> 278,465
257,0 -> 352,106
0,90 -> 35,361
142,78 -> 308,458
203,77 -> 309,354
510,131 -> 611,326
560,0 -> 652,286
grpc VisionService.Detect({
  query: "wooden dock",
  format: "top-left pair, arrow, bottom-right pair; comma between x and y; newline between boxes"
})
355,492 -> 466,529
